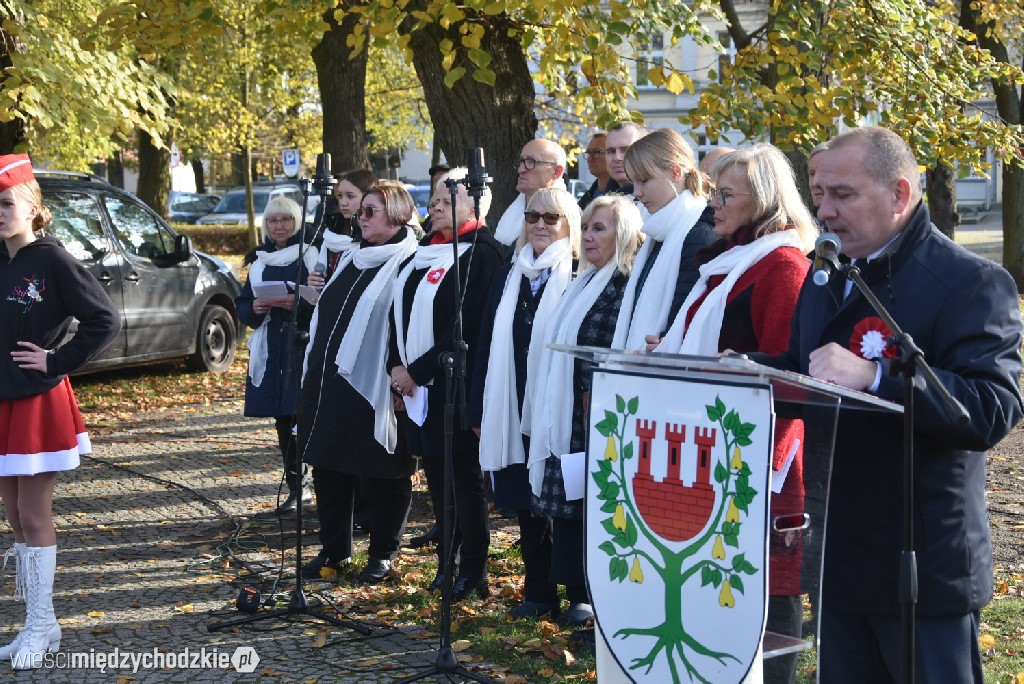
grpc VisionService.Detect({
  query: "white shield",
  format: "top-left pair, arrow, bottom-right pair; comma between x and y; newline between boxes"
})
586,370 -> 773,684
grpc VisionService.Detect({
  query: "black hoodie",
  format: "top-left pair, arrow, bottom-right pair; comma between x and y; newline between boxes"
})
1,237 -> 120,400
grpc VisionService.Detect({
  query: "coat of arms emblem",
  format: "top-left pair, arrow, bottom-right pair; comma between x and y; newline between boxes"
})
586,372 -> 773,683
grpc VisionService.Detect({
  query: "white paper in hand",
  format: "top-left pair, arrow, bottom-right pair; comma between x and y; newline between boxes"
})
251,281 -> 289,299
405,386 -> 428,427
560,452 -> 587,501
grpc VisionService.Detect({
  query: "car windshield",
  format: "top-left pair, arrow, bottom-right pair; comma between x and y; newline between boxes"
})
213,191 -> 270,214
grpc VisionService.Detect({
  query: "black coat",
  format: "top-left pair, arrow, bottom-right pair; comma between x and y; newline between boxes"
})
236,238 -> 313,418
469,265 -> 548,510
755,202 -> 1023,617
299,231 -> 414,479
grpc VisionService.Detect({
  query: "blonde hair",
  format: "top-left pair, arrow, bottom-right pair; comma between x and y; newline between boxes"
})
711,144 -> 818,251
517,187 -> 582,260
580,194 -> 644,276
363,181 -> 416,227
11,180 -> 52,232
261,196 -> 303,242
623,128 -> 706,197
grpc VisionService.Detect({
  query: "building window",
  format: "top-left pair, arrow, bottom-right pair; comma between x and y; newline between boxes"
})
636,32 -> 665,88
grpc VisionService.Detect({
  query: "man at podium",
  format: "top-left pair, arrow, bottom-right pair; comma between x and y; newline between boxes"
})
754,127 -> 1023,682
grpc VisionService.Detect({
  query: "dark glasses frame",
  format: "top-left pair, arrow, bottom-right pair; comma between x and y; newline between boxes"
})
524,211 -> 563,226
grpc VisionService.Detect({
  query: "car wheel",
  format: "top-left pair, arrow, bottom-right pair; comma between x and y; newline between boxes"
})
186,304 -> 236,372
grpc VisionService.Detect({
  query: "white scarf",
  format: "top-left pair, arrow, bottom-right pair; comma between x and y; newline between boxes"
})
246,243 -> 318,387
479,239 -> 573,471
523,260 -> 618,495
393,240 -> 471,378
492,177 -> 568,249
611,190 -> 707,350
657,229 -> 805,355
317,231 -> 355,270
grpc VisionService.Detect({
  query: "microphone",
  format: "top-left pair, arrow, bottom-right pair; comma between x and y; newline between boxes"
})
312,152 -> 335,197
465,147 -> 491,199
812,232 -> 841,286
313,262 -> 326,277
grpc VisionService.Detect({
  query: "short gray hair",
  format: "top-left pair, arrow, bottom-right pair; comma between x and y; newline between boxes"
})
828,127 -> 920,201
262,196 -> 303,242
438,166 -> 493,220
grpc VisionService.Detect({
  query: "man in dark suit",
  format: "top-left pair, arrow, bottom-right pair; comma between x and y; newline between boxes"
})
757,127 -> 1022,682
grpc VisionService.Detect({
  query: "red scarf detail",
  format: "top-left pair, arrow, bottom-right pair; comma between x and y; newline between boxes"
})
430,219 -> 481,245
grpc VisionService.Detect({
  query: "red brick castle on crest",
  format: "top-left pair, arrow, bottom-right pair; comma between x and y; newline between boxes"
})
633,419 -> 718,542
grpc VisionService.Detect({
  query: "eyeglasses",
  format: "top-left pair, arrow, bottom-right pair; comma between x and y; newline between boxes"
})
265,216 -> 294,226
515,157 -> 558,171
710,189 -> 752,206
359,206 -> 382,219
584,150 -> 604,158
524,211 -> 563,226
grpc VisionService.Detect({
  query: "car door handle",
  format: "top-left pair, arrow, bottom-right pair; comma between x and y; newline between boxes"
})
96,272 -> 113,283
124,272 -> 140,282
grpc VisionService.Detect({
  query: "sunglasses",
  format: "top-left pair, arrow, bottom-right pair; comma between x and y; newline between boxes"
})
359,205 -> 382,219
524,211 -> 563,226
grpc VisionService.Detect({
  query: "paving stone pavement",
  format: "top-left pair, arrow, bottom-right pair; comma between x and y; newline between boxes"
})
0,398 -> 493,683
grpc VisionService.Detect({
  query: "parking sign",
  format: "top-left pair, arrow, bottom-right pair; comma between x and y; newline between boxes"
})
282,148 -> 300,178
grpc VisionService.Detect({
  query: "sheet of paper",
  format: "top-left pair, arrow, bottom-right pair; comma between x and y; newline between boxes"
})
251,281 -> 289,299
405,386 -> 428,427
560,451 -> 587,501
771,438 -> 800,494
295,284 -> 319,305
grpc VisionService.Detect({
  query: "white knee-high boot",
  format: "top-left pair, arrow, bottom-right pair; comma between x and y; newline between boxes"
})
11,546 -> 61,670
0,543 -> 29,660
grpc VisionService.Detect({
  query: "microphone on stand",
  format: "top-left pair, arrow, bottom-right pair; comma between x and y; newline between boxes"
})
465,147 -> 491,198
312,152 -> 335,199
812,232 -> 842,286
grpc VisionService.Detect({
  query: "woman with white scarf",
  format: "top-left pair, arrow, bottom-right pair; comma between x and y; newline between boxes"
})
387,168 -> 504,602
468,188 -> 580,620
297,182 -> 419,584
524,194 -> 643,627
655,145 -> 817,684
611,128 -> 717,351
236,196 -> 318,515
307,168 -> 376,293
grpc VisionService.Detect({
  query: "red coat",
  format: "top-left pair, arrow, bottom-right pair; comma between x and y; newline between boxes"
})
686,235 -> 809,595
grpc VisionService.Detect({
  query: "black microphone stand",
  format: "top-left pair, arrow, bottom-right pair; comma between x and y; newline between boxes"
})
841,263 -> 969,684
396,151 -> 495,684
209,154 -> 372,636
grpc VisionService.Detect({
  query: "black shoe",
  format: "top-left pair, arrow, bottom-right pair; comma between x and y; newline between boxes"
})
301,552 -> 350,580
428,572 -> 446,592
565,602 -> 594,626
508,600 -> 560,620
358,558 -> 393,583
275,490 -> 301,515
406,524 -> 439,549
451,576 -> 489,601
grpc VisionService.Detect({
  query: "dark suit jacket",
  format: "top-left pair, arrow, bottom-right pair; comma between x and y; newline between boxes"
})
754,202 -> 1023,617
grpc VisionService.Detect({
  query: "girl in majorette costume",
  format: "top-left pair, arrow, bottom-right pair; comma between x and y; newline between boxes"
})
0,154 -> 120,668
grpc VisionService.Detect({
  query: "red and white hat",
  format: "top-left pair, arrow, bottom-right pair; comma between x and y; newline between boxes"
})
0,154 -> 35,192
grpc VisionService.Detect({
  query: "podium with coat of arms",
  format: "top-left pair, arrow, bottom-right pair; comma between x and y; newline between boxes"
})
550,346 -> 902,684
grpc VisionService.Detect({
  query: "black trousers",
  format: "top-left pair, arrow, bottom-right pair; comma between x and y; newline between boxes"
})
518,511 -> 557,605
549,517 -> 589,605
311,468 -> 413,561
417,423 -> 490,580
274,415 -> 299,492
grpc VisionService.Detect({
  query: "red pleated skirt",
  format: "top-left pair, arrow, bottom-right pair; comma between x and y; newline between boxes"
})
0,377 -> 87,476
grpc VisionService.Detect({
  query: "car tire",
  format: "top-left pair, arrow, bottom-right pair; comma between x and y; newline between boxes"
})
186,304 -> 236,373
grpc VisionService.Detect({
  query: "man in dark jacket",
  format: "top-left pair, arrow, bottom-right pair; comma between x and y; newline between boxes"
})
577,133 -> 618,211
756,127 -> 1023,682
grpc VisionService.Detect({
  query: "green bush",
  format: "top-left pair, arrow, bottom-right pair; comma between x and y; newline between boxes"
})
174,224 -> 250,255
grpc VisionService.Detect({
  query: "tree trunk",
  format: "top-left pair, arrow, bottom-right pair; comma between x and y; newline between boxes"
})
137,129 -> 171,219
191,158 -> 206,194
404,11 -> 537,227
785,150 -> 813,214
313,10 -> 371,173
0,9 -> 26,153
960,0 -> 1023,290
108,149 -> 125,189
926,163 -> 958,239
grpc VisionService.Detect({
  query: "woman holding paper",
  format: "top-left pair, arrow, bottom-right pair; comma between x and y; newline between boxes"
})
654,145 -> 815,684
469,188 -> 581,620
387,168 -> 504,602
236,196 -> 318,515
297,182 -> 420,583
524,194 -> 643,626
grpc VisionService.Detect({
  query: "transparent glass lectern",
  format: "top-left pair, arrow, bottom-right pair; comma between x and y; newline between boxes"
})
553,345 -> 902,683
